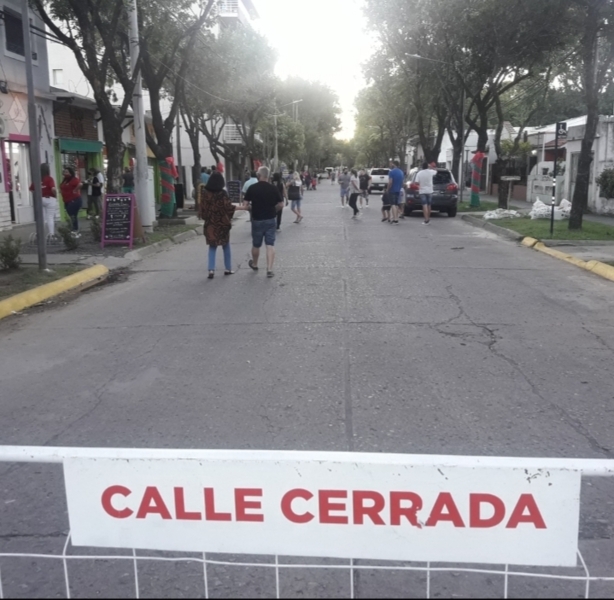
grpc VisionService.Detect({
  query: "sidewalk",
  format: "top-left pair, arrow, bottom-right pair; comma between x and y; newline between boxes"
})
478,193 -> 614,226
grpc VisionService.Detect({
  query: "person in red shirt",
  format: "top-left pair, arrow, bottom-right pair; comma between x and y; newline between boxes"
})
60,166 -> 83,236
29,163 -> 58,238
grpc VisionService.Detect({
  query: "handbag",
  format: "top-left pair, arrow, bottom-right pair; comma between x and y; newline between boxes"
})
288,184 -> 302,201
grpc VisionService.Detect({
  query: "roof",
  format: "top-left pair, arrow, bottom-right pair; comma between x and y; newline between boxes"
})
544,139 -> 567,148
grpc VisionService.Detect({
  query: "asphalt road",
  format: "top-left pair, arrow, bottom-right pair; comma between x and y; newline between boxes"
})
2,183 -> 614,598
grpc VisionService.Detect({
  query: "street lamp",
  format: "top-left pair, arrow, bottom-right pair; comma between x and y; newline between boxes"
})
407,54 -> 467,204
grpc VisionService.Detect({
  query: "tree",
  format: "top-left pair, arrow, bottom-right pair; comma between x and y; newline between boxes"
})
260,114 -> 305,168
179,26 -> 277,178
137,0 -> 216,216
567,0 -> 614,229
32,0 -> 137,192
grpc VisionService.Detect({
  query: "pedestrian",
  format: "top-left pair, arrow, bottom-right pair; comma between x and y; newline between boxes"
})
304,171 -> 312,191
60,166 -> 83,236
331,170 -> 336,184
349,169 -> 361,218
87,167 -> 104,218
244,166 -> 284,278
199,171 -> 248,279
121,167 -> 134,194
287,170 -> 303,223
359,169 -> 371,208
272,172 -> 288,231
415,161 -> 438,224
200,166 -> 210,186
311,173 -> 317,190
387,159 -> 405,224
398,185 -> 407,219
381,188 -> 392,222
338,168 -> 351,207
242,170 -> 259,222
29,163 -> 58,239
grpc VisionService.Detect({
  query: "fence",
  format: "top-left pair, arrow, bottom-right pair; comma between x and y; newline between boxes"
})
2,447 -> 614,599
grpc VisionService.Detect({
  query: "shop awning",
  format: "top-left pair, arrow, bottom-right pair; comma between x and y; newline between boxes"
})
58,138 -> 103,154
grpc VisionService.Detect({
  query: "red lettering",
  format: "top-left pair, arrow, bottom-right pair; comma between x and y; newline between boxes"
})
281,488 -> 314,523
469,494 -> 505,528
390,492 -> 423,527
136,486 -> 172,520
425,492 -> 465,527
319,490 -> 348,524
204,488 -> 232,521
352,491 -> 385,525
174,487 -> 202,521
235,488 -> 264,522
101,485 -> 133,519
506,494 -> 546,529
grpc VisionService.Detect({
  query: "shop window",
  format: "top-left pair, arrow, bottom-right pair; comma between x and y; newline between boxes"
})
53,69 -> 64,85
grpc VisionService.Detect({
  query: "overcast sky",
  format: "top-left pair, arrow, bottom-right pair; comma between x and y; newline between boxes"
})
253,0 -> 375,140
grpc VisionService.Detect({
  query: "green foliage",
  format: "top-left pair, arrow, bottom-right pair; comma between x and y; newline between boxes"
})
57,224 -> 79,250
0,235 -> 22,270
500,140 -> 533,161
90,216 -> 102,243
597,169 -> 614,200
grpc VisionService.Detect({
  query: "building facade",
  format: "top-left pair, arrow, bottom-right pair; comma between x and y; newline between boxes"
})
0,0 -> 55,230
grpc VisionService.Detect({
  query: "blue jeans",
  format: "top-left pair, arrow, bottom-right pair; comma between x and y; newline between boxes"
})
64,198 -> 82,231
208,244 -> 231,271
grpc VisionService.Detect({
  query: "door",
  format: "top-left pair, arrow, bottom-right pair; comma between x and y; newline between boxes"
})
4,141 -> 32,224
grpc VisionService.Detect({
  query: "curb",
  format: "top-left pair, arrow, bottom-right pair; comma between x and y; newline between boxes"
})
0,264 -> 109,321
462,216 -> 614,283
461,215 -> 524,241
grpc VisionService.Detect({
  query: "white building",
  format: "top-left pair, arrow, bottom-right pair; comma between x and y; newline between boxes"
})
0,0 -> 56,230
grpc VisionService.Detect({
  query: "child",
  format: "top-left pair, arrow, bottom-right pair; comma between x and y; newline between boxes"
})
381,189 -> 392,222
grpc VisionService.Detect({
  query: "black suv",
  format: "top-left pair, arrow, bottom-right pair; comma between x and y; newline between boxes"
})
405,168 -> 459,217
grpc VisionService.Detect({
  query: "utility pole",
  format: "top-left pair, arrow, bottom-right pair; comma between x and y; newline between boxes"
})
129,0 -> 153,230
175,110 -> 183,183
458,88 -> 465,203
21,0 -> 46,270
273,103 -> 279,174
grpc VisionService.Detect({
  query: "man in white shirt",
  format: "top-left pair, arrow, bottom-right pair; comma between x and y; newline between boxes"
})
415,162 -> 438,224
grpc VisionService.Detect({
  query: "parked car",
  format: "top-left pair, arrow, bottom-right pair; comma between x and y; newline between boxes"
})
368,168 -> 390,193
405,168 -> 459,217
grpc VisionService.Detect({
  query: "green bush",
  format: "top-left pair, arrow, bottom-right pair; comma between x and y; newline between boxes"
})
90,216 -> 102,242
0,235 -> 22,270
57,223 -> 79,250
597,168 -> 614,200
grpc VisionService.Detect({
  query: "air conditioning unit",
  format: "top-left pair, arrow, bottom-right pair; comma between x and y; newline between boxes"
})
32,52 -> 37,60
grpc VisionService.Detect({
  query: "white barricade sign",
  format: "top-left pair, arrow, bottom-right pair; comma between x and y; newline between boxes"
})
64,452 -> 581,567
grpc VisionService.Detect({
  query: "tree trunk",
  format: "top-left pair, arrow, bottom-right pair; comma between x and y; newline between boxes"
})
570,2 -> 601,230
569,121 -> 598,228
100,114 -> 125,194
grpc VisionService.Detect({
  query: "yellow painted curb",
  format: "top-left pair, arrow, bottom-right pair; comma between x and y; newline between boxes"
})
0,264 -> 109,321
585,260 -> 614,282
521,237 -> 538,248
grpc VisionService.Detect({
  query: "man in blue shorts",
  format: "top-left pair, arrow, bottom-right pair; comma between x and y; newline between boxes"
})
338,168 -> 351,207
387,159 -> 405,224
244,166 -> 284,278
415,162 -> 437,224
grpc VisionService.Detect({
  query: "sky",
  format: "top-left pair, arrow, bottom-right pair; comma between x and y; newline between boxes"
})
253,0 -> 376,140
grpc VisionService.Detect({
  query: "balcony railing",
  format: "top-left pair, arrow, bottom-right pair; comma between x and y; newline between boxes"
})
218,0 -> 239,16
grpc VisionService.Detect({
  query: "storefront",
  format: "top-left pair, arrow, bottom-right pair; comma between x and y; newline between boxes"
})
53,102 -> 103,217
0,91 -> 55,229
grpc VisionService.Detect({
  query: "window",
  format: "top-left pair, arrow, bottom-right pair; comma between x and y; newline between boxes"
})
53,69 -> 64,85
433,171 -> 453,185
371,169 -> 390,176
4,8 -> 24,56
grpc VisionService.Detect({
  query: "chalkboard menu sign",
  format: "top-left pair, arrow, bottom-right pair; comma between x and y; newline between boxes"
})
101,194 -> 135,249
227,180 -> 242,203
